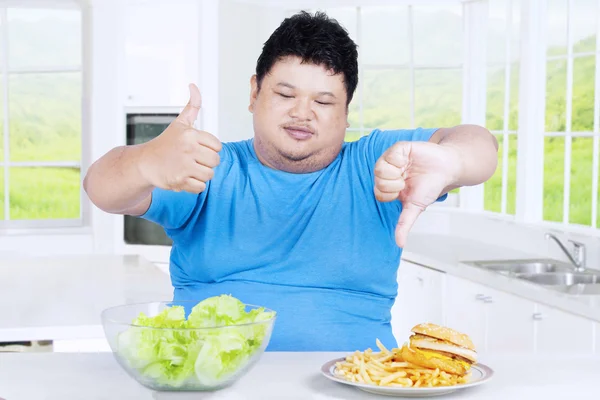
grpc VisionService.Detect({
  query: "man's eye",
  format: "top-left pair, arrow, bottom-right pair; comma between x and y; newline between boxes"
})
278,93 -> 293,98
316,101 -> 332,105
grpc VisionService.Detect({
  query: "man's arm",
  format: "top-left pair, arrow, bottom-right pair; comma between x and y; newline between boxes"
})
428,124 -> 499,194
373,124 -> 498,247
83,145 -> 153,216
83,84 -> 221,217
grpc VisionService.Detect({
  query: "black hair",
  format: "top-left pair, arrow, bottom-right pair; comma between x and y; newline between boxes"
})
255,10 -> 359,106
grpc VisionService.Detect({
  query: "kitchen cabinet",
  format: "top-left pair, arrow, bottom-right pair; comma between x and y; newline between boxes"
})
443,274 -> 488,352
534,304 -> 595,355
122,0 -> 201,107
443,275 -> 536,354
596,323 -> 600,355
409,262 -> 597,355
391,261 -> 445,343
484,286 -> 536,354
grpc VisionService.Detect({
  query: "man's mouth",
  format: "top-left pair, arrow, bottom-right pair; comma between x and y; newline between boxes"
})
284,125 -> 314,140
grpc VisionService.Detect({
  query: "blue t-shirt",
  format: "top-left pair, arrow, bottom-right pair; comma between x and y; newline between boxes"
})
141,127 -> 441,352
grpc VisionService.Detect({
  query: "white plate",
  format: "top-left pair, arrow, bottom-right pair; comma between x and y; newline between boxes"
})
320,357 -> 494,398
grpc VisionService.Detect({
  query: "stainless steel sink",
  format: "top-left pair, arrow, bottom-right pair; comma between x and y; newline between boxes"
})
463,258 -> 576,275
515,272 -> 600,285
462,258 -> 600,296
548,284 -> 600,295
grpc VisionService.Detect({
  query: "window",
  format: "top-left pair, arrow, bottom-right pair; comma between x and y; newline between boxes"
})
484,0 -> 520,215
312,5 -> 464,143
0,4 -> 83,228
543,0 -> 599,227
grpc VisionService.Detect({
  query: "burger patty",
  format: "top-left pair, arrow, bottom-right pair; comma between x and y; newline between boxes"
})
409,335 -> 478,363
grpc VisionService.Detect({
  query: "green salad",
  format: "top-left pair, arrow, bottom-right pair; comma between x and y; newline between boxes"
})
116,295 -> 275,388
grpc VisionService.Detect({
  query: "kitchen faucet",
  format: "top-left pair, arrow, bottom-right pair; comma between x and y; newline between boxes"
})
545,233 -> 586,272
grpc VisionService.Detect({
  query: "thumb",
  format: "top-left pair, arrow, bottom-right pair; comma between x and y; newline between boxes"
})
177,83 -> 202,126
395,203 -> 423,248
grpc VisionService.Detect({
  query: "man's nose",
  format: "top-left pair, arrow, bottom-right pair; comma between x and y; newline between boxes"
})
289,98 -> 313,120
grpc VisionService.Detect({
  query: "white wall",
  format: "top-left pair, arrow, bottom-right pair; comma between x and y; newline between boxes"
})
218,0 -> 287,142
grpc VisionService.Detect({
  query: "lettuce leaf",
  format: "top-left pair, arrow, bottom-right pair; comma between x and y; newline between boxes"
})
116,295 -> 275,389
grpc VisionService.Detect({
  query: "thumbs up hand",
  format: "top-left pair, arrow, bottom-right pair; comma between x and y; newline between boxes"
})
139,84 -> 222,193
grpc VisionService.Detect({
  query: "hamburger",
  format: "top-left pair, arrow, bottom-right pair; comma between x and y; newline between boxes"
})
400,323 -> 477,376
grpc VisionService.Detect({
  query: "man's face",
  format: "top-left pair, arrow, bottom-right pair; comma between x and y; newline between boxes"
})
249,56 -> 350,173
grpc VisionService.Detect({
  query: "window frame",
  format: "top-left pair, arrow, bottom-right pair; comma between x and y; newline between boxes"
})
0,0 -> 89,229
541,0 -> 600,228
346,4 -> 465,139
319,0 -> 600,236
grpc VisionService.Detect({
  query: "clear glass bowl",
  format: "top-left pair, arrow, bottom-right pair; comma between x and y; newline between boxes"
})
101,301 -> 276,392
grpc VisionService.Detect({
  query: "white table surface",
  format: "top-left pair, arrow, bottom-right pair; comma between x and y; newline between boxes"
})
0,351 -> 599,400
0,254 -> 172,342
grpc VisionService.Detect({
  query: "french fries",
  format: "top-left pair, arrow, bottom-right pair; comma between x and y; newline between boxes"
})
334,339 -> 471,388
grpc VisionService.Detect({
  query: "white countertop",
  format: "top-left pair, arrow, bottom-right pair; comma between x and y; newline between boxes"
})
402,233 -> 600,322
0,254 -> 172,342
1,351 -> 599,399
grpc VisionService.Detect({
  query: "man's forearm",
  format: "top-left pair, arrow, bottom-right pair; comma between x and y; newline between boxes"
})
433,124 -> 499,189
83,145 -> 154,215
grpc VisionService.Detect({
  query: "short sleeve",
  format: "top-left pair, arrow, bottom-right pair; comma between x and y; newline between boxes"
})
140,187 -> 203,232
139,142 -> 235,232
363,127 -> 440,165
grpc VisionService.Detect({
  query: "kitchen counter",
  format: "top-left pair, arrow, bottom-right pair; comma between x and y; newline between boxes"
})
1,351 -> 599,399
402,233 -> 600,322
0,254 -> 172,342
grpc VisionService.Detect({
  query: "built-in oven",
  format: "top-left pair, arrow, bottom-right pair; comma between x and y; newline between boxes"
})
115,110 -> 180,264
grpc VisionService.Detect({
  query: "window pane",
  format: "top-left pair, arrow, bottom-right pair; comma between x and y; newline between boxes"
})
0,74 -> 3,161
570,137 -> 593,225
483,134 -> 517,214
507,134 -> 517,214
361,7 -> 409,65
9,72 -> 81,162
545,59 -> 567,132
572,0 -> 597,53
486,66 -> 505,131
572,56 -> 595,131
0,168 -> 4,220
597,141 -> 600,227
509,65 -> 520,130
484,134 -> 504,212
344,130 -> 362,142
543,137 -> 565,222
324,7 -> 358,44
487,0 -> 521,65
415,69 -> 462,127
487,0 -> 507,65
547,0 -> 568,56
348,95 -> 360,129
413,5 -> 462,65
9,167 -> 80,220
362,69 -> 410,129
8,8 -> 81,69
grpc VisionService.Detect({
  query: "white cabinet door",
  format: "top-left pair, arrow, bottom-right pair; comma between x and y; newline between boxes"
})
535,305 -> 595,354
443,275 -> 487,352
596,323 -> 600,355
123,0 -> 200,107
391,261 -> 445,343
484,287 -> 535,354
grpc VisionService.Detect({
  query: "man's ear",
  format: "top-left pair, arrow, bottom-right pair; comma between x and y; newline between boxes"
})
249,74 -> 259,113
